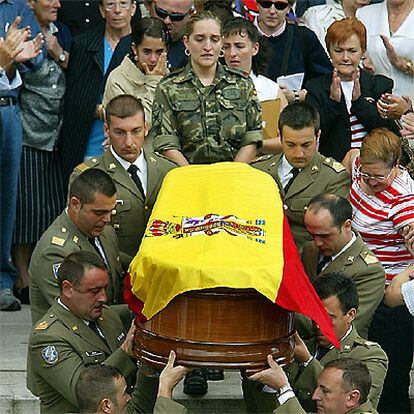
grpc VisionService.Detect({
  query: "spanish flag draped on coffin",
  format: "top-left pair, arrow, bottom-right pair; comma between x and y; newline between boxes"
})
126,162 -> 339,348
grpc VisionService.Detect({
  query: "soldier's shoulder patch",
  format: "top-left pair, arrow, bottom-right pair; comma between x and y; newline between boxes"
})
52,263 -> 61,279
35,321 -> 49,330
42,345 -> 58,364
323,157 -> 346,173
51,236 -> 66,246
361,250 -> 379,265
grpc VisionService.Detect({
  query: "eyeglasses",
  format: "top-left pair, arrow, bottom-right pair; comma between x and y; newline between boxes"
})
358,167 -> 394,182
155,5 -> 190,21
257,0 -> 290,10
104,0 -> 131,10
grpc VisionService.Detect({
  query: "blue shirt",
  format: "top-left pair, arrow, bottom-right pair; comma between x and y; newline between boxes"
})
0,0 -> 42,97
84,36 -> 114,158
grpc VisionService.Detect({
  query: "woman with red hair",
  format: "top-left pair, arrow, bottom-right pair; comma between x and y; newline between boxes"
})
305,18 -> 395,163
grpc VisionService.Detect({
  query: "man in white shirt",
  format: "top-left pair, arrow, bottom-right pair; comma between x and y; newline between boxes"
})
71,94 -> 177,268
251,102 -> 350,251
249,356 -> 379,414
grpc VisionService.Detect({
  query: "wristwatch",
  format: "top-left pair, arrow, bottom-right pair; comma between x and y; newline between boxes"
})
58,51 -> 66,64
293,90 -> 300,102
405,60 -> 413,74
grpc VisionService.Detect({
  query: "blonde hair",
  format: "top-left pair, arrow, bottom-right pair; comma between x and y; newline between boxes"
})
360,128 -> 401,167
185,11 -> 222,37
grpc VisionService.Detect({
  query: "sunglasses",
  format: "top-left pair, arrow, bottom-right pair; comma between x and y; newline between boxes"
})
155,5 -> 189,21
257,1 -> 290,10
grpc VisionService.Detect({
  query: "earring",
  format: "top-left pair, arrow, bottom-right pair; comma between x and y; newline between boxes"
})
133,54 -> 138,62
184,48 -> 191,57
219,49 -> 225,58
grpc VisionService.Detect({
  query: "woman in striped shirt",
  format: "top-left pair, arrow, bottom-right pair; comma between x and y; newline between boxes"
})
344,127 -> 414,414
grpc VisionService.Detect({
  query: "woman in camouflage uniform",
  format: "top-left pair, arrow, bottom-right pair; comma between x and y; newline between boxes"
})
151,11 -> 263,165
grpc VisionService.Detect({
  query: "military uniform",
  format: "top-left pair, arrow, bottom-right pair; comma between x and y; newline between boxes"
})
251,152 -> 350,250
300,234 -> 385,338
151,62 -> 263,164
288,327 -> 388,412
153,397 -> 187,414
29,212 -> 124,325
70,149 -> 177,267
273,396 -> 378,414
27,302 -> 137,414
242,327 -> 387,413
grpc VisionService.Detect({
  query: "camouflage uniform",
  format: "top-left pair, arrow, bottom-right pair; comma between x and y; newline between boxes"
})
151,63 -> 263,164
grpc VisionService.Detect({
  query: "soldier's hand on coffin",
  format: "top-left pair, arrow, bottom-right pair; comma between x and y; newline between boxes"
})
248,355 -> 290,391
293,332 -> 312,363
120,319 -> 137,357
158,350 -> 191,399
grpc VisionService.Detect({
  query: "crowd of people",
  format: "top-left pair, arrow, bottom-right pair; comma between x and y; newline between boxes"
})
1,0 -> 414,413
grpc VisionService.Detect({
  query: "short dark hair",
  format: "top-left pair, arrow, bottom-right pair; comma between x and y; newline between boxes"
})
76,365 -> 122,413
313,272 -> 359,313
131,16 -> 170,49
222,17 -> 268,75
307,193 -> 352,229
105,94 -> 145,126
278,102 -> 320,138
324,358 -> 371,404
69,169 -> 116,205
57,251 -> 107,290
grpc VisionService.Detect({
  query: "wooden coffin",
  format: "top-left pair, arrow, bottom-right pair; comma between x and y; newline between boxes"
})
133,288 -> 295,370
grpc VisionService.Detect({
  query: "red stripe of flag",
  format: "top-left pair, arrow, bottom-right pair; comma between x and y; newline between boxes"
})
275,216 -> 340,348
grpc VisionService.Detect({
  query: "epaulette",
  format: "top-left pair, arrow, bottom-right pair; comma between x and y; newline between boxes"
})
152,151 -> 179,166
322,157 -> 346,173
250,154 -> 274,164
354,335 -> 381,348
74,162 -> 90,173
169,66 -> 189,83
34,312 -> 58,331
224,65 -> 249,78
361,250 -> 379,265
74,157 -> 101,173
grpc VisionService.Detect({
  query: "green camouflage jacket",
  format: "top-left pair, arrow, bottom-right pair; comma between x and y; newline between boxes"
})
151,62 -> 263,164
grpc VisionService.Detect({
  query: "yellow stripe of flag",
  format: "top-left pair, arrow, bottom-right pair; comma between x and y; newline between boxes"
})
129,162 -> 284,319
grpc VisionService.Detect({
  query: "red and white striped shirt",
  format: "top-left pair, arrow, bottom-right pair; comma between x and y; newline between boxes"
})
351,157 -> 414,283
350,115 -> 367,148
